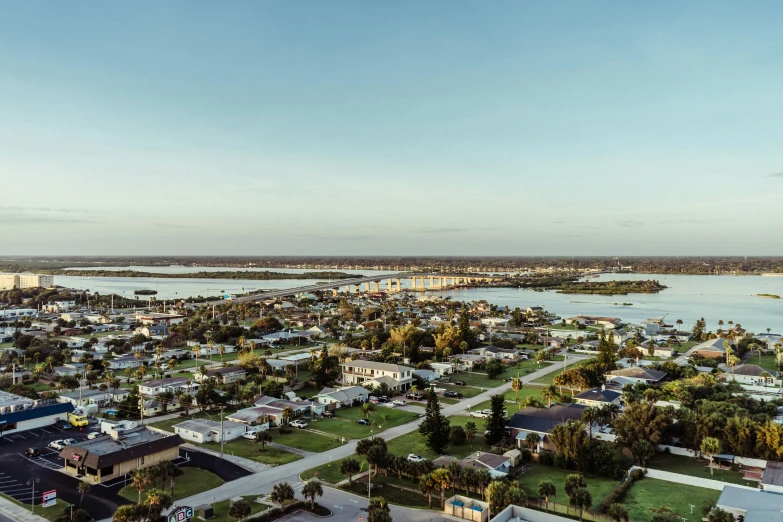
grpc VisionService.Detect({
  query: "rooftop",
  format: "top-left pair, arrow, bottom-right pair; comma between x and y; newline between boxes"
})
174,419 -> 245,435
60,427 -> 183,469
574,387 -> 621,402
762,461 -> 783,487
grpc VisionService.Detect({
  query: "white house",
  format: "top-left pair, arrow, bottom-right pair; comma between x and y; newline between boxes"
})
173,419 -> 247,443
313,386 -> 370,408
729,365 -> 776,386
573,387 -> 622,408
138,377 -> 199,398
430,362 -> 455,376
605,367 -> 667,385
340,360 -> 414,392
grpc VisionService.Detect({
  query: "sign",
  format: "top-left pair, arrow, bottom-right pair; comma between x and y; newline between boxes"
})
42,490 -> 56,508
168,506 -> 194,522
72,454 -> 81,461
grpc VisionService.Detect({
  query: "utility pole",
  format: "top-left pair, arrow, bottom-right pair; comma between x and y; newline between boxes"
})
220,407 -> 225,458
27,478 -> 40,513
139,397 -> 144,425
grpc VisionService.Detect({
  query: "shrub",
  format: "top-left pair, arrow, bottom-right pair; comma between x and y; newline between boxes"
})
538,451 -> 555,466
595,468 -> 646,513
449,425 -> 467,446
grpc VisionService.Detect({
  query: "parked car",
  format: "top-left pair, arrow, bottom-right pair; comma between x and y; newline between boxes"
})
382,402 -> 396,408
54,420 -> 72,430
24,448 -> 40,458
453,380 -> 466,386
356,419 -> 370,425
48,440 -> 65,450
289,420 -> 308,429
322,411 -> 335,418
63,438 -> 78,447
443,391 -> 463,398
159,364 -> 169,370
440,377 -> 451,383
86,432 -> 100,440
470,410 -> 490,418
242,432 -> 258,440
369,396 -> 380,404
405,392 -> 424,400
392,399 -> 406,406
407,454 -> 427,463
377,396 -> 390,403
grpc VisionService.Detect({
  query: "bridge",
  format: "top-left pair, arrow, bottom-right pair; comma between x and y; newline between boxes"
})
222,272 -> 504,304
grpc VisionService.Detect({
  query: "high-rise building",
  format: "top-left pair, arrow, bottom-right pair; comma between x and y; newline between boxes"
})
0,273 -> 54,289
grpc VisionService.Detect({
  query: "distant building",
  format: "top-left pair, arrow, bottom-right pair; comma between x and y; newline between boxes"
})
573,387 -> 622,408
340,360 -> 414,392
0,273 -> 54,289
716,485 -> 783,521
605,367 -> 667,385
0,391 -> 74,433
173,419 -> 247,443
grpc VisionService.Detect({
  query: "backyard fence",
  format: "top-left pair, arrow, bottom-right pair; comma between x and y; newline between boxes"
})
529,499 -> 614,522
632,466 -> 759,492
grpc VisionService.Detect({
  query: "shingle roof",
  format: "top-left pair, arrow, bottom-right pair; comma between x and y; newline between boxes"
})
762,461 -> 783,487
733,365 -> 766,377
574,387 -> 621,403
607,367 -> 667,381
508,404 -> 586,433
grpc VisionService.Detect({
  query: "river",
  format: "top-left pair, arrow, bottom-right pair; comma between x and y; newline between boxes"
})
55,267 -> 783,334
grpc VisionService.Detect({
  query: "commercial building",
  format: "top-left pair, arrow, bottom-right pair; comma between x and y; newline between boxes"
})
0,273 -> 54,289
59,427 -> 183,483
173,419 -> 247,443
0,391 -> 74,434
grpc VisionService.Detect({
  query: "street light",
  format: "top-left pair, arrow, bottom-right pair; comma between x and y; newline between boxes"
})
26,478 -> 40,513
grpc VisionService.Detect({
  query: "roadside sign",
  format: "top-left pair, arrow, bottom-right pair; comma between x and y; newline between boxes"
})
358,518 -> 363,522
42,490 -> 56,508
168,506 -> 194,522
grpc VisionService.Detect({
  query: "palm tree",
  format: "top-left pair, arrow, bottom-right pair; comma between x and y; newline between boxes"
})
526,432 -> 541,453
154,460 -> 178,490
191,344 -> 200,368
281,407 -> 294,425
581,407 -> 600,439
419,474 -> 436,508
340,458 -> 361,487
367,496 -> 392,522
131,468 -> 152,505
431,468 -> 452,509
361,401 -> 376,419
228,499 -> 252,522
218,344 -> 225,363
608,503 -> 630,522
167,464 -> 183,496
541,385 -> 557,407
254,431 -> 272,452
270,482 -> 295,511
537,481 -> 556,512
701,437 -> 721,476
77,481 -> 91,506
465,421 -> 477,448
301,479 -> 323,510
570,488 -> 592,522
511,374 -> 523,401
112,505 -> 139,522
144,488 -> 173,521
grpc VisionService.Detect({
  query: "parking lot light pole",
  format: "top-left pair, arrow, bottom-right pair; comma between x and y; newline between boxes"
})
27,478 -> 40,514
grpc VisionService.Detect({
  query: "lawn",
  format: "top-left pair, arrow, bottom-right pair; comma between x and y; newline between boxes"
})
751,353 -> 781,373
623,478 -> 719,522
198,495 -> 268,522
217,439 -> 302,465
467,385 -> 564,416
531,359 -> 592,386
148,409 -> 237,433
309,406 -> 418,439
301,456 -> 362,484
438,383 -> 483,398
516,464 -> 619,506
646,452 -> 758,487
386,420 -> 493,460
273,427 -> 345,453
119,468 -> 224,503
450,372 -> 506,389
0,494 -> 68,522
343,477 -> 432,509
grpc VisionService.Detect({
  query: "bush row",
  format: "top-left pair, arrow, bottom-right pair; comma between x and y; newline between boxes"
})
595,468 -> 646,513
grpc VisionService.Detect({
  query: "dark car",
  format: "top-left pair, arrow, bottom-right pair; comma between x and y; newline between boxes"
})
443,391 -> 463,399
322,411 -> 335,418
377,397 -> 389,403
54,421 -> 72,430
356,419 -> 370,425
24,448 -> 40,458
453,380 -> 466,386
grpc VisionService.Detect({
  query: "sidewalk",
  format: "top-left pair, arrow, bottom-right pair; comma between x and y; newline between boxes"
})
0,496 -> 48,522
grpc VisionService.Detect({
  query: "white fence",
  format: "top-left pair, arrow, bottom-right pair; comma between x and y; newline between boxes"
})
631,466 -> 758,492
655,445 -> 767,469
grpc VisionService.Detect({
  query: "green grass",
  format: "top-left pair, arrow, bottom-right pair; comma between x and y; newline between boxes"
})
646,452 -> 758,486
623,478 -> 719,522
468,385 -> 569,416
750,353 -> 782,373
517,464 -> 619,506
301,456 -> 359,484
310,406 -> 418,439
449,372 -> 505,389
386,419 -> 493,460
343,477 -> 432,509
437,383 -> 483,398
531,359 -> 593,386
273,427 -> 345,452
148,409 -> 237,433
197,495 -> 268,522
215,439 -> 302,465
0,493 -> 68,522
119,468 -> 224,503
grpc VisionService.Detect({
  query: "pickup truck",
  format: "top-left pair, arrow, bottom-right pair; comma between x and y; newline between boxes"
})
470,410 -> 491,418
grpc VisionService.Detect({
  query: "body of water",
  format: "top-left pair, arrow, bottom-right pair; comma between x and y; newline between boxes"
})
55,268 -> 783,334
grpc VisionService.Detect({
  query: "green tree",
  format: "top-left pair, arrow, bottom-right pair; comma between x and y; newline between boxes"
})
270,482 -> 295,511
228,499 -> 252,522
131,468 -> 152,505
340,457 -> 361,487
540,385 -> 558,407
431,468 -> 452,509
581,407 -> 600,439
526,432 -> 541,453
77,481 -> 91,507
510,374 -> 523,401
549,420 -> 590,469
419,473 -> 436,508
144,488 -> 173,522
367,496 -> 392,522
254,431 -> 272,452
613,401 -> 670,466
418,389 -> 450,454
485,480 -> 509,515
301,479 -> 323,510
537,481 -> 556,512
564,474 -> 587,499
464,421 -> 477,448
112,505 -> 139,522
608,503 -> 630,522
484,394 -> 508,445
485,359 -> 504,379
701,437 -> 722,476
706,507 -> 735,522
569,488 -> 592,522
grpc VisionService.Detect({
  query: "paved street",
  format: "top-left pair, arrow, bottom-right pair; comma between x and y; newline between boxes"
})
154,356 -> 587,519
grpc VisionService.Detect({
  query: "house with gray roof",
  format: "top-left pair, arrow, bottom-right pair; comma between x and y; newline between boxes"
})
605,366 -> 667,385
716,485 -> 783,522
173,418 -> 247,443
509,404 -> 586,452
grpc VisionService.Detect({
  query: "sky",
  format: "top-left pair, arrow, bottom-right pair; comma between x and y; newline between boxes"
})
1,1 -> 782,256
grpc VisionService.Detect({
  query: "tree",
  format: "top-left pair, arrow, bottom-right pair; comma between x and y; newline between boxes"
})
526,432 -> 541,453
537,481 -> 556,512
701,437 -> 722,476
131,468 -> 152,505
485,359 -> 504,379
541,385 -> 558,407
485,480 -> 509,515
77,481 -> 91,506
180,394 -> 193,415
228,499 -> 252,522
113,505 -> 139,522
270,482 -> 295,511
367,496 -> 392,522
449,425 -> 467,446
418,389 -> 450,454
281,407 -> 294,424
581,407 -> 600,439
550,421 -> 590,469
510,374 -> 523,401
564,474 -> 586,499
254,431 -> 272,452
362,401 -> 376,419
608,503 -> 630,522
144,488 -> 173,522
569,488 -> 592,522
340,457 -> 361,487
707,507 -> 735,522
431,468 -> 452,508
612,401 -> 670,466
484,394 -> 508,445
419,473 -> 436,508
465,421 -> 477,448
301,479 -> 323,510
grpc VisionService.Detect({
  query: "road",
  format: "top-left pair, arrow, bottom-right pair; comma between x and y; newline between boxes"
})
161,355 -> 589,517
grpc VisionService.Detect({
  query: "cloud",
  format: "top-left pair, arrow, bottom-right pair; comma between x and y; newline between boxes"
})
617,220 -> 644,228
766,172 -> 783,178
151,223 -> 200,229
412,227 -> 467,234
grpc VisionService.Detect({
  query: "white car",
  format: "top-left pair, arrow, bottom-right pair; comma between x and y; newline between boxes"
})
159,364 -> 169,370
382,402 -> 396,408
470,410 -> 490,418
242,432 -> 258,440
289,420 -> 308,429
407,454 -> 427,463
63,438 -> 78,446
48,440 -> 65,450
86,432 -> 100,440
392,399 -> 407,406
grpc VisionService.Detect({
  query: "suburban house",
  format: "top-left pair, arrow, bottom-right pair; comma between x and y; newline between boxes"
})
761,461 -> 783,494
196,365 -> 246,384
413,369 -> 439,383
430,362 -> 456,376
691,338 -> 728,360
340,360 -> 414,392
313,386 -> 371,409
59,427 -> 183,484
565,315 -> 621,329
468,346 -> 521,361
716,486 -> 783,521
173,419 -> 247,443
138,377 -> 199,398
508,404 -> 586,452
573,387 -> 622,408
605,367 -> 667,386
728,364 -> 777,386
449,354 -> 485,371
306,325 -> 329,338
228,396 -> 310,426
59,388 -> 126,408
107,355 -> 150,370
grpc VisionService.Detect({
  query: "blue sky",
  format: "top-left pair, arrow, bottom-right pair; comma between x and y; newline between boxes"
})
1,1 -> 782,256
